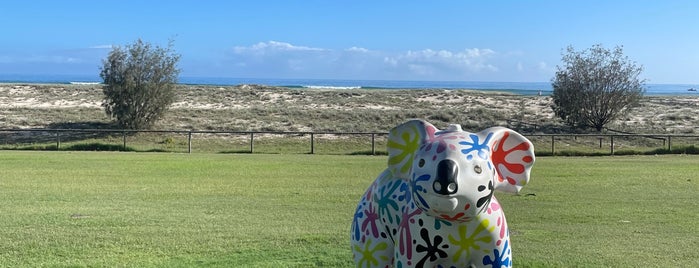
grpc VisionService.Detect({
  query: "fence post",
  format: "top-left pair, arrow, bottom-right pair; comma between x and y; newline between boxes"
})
610,135 -> 615,155
250,133 -> 254,153
371,133 -> 376,155
188,131 -> 192,154
123,131 -> 127,151
551,135 -> 555,155
56,131 -> 60,150
667,135 -> 672,151
310,133 -> 315,154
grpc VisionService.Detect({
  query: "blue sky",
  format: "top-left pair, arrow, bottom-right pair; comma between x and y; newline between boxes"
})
1,0 -> 698,83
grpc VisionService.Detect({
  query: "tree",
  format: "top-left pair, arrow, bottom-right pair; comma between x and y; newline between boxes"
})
100,39 -> 180,129
551,44 -> 645,132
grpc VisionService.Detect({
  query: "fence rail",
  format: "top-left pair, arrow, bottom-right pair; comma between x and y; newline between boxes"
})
1,128 -> 698,155
525,133 -> 698,155
0,129 -> 388,155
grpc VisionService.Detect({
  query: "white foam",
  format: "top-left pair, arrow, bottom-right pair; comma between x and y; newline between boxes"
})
303,85 -> 361,90
69,82 -> 101,85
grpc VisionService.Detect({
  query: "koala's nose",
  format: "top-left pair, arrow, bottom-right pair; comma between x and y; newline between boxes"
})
434,159 -> 458,195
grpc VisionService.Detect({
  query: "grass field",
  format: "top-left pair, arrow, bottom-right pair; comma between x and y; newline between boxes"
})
0,151 -> 697,267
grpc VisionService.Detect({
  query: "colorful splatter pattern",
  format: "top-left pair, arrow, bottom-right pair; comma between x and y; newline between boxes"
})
352,120 -> 535,267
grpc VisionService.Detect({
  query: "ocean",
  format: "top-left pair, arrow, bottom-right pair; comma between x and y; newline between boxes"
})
1,74 -> 697,96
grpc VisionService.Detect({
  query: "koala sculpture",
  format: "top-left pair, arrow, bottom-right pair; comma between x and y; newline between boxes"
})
351,119 -> 535,267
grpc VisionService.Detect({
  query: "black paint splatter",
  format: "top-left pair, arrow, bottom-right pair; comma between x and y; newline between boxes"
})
476,180 -> 494,213
415,228 -> 449,266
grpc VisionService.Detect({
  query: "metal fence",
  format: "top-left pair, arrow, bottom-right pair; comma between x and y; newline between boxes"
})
1,128 -> 698,155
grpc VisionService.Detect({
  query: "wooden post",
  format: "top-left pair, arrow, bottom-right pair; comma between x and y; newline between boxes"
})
371,133 -> 376,155
310,133 -> 315,154
250,133 -> 254,154
123,131 -> 127,151
188,131 -> 192,154
56,131 -> 60,150
551,135 -> 555,155
610,135 -> 615,155
667,136 -> 672,151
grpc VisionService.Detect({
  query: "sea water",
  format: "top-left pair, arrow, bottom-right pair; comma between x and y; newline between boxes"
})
0,74 -> 697,96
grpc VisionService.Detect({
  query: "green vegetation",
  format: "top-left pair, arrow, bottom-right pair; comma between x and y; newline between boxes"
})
502,155 -> 698,267
0,151 -> 380,267
552,44 -> 645,131
1,83 -> 698,156
101,39 -> 180,129
0,151 -> 696,267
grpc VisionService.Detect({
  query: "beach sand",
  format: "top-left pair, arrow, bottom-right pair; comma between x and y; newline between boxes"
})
0,83 -> 697,134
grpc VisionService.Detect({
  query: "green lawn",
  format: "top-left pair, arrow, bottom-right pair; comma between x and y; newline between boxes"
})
0,151 -> 697,267
502,155 -> 699,267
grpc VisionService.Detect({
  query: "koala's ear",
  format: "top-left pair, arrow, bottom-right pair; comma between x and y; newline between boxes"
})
481,127 -> 535,193
386,119 -> 437,179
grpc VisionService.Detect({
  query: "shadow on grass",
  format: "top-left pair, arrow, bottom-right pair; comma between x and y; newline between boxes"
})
0,121 -> 123,145
64,143 -> 135,152
0,121 -> 158,153
219,150 -> 254,154
349,150 -> 388,156
1,142 -> 135,152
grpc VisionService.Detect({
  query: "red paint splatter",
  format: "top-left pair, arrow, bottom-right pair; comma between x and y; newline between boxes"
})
491,132 -> 532,185
438,212 -> 472,222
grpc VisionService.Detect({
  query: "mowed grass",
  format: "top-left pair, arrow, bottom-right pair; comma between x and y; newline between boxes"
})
502,155 -> 699,267
0,151 -> 383,267
0,152 -> 697,267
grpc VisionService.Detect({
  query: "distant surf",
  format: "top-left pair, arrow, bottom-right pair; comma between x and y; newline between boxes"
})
302,85 -> 362,90
69,82 -> 101,85
1,74 -> 698,96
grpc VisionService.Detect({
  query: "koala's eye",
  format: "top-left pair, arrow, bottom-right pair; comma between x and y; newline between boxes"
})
474,165 -> 482,174
418,159 -> 426,168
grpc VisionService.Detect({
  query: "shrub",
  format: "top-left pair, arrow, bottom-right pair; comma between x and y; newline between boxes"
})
100,39 -> 180,129
551,44 -> 645,132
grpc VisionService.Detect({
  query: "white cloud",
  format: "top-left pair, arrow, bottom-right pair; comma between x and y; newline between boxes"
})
465,48 -> 495,58
346,46 -> 370,53
89,45 -> 113,49
225,41 -> 501,80
383,57 -> 397,66
233,41 -> 327,54
385,48 -> 499,74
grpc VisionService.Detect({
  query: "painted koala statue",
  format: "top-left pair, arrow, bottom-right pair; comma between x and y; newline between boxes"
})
351,119 -> 535,267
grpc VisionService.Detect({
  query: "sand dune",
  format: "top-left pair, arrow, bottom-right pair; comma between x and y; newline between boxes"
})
0,83 -> 697,134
